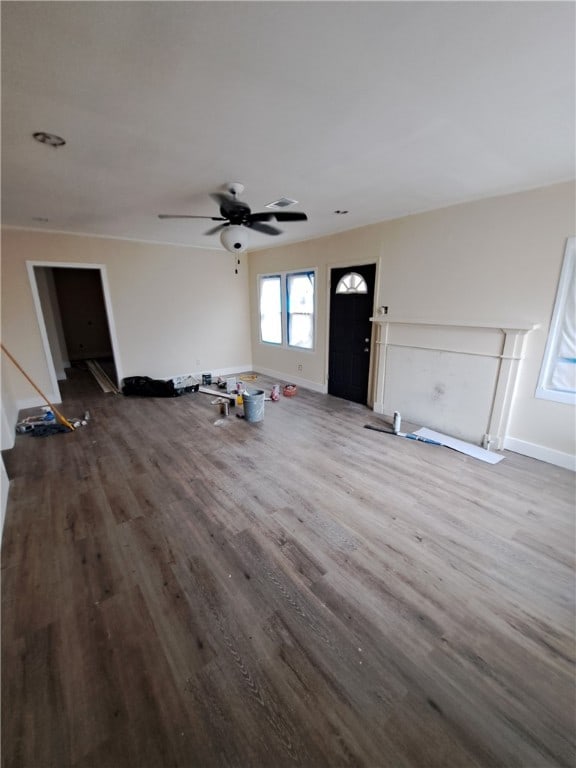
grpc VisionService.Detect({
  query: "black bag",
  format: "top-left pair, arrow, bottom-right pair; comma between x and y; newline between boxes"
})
122,376 -> 180,398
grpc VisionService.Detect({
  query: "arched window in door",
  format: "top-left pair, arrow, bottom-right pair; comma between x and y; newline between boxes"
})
335,272 -> 368,294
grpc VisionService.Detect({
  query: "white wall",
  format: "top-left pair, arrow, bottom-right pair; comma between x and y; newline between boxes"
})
249,182 -> 576,466
1,229 -> 252,414
35,267 -> 69,379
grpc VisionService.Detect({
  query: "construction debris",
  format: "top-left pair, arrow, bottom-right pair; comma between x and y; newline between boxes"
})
16,408 -> 90,437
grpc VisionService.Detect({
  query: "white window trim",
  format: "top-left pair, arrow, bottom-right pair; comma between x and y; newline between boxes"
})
258,269 -> 317,351
535,237 -> 576,405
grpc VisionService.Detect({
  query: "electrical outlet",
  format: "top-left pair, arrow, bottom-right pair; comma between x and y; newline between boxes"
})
297,364 -> 303,372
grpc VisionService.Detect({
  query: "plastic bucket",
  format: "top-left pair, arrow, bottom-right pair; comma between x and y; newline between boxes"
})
243,388 -> 265,423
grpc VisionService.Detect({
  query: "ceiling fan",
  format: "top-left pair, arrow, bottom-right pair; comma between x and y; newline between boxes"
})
158,183 -> 308,252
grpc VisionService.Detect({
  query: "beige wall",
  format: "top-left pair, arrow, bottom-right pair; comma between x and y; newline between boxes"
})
249,182 -> 576,462
1,229 -> 252,412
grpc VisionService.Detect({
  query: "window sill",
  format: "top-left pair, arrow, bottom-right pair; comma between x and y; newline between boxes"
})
535,387 -> 576,405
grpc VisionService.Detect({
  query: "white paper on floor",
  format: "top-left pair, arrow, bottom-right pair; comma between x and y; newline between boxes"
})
414,428 -> 505,464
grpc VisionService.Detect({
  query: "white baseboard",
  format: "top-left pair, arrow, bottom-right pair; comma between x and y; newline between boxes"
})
165,364 -> 252,382
253,366 -> 327,394
503,437 -> 576,471
206,364 -> 254,379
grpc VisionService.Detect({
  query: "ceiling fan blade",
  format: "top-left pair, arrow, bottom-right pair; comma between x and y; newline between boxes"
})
158,214 -> 226,220
204,223 -> 227,236
247,212 -> 275,223
270,211 -> 308,222
248,221 -> 282,236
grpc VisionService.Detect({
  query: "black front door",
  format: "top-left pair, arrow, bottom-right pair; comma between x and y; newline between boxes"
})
328,263 -> 376,404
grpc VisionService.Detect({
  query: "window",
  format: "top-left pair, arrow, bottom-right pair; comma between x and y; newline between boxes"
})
536,237 -> 576,405
259,270 -> 315,349
259,275 -> 282,344
335,272 -> 368,294
287,272 -> 314,348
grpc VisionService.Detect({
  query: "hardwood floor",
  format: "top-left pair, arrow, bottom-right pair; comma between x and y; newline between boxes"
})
2,369 -> 575,768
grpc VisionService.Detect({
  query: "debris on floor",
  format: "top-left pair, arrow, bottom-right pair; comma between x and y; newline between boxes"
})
16,407 -> 90,437
86,359 -> 120,393
364,411 -> 505,464
413,427 -> 505,464
122,375 -> 199,397
211,397 -> 230,417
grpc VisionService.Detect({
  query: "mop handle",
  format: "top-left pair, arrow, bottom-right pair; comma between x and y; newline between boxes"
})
1,344 -> 75,431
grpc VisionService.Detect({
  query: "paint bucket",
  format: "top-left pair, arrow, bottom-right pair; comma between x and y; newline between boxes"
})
202,373 -> 212,386
242,389 -> 265,423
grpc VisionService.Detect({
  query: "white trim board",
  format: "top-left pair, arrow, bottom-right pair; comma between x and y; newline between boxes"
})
414,428 -> 505,464
503,437 -> 575,472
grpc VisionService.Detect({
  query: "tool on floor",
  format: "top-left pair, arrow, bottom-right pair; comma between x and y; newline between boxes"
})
364,412 -> 443,446
1,343 -> 75,431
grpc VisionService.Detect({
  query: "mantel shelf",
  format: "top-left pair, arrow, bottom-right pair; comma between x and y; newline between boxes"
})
370,318 -> 540,334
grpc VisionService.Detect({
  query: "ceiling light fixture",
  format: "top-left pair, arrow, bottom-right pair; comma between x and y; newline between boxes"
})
220,225 -> 248,253
33,132 -> 66,147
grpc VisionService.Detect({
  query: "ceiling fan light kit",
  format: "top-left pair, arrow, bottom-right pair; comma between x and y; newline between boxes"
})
220,225 -> 248,253
158,182 -> 308,253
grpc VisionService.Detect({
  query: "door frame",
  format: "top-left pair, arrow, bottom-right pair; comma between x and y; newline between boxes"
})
26,260 -> 124,402
325,258 -> 380,407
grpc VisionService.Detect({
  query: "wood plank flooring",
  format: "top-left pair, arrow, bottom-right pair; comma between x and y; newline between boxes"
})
2,368 -> 575,768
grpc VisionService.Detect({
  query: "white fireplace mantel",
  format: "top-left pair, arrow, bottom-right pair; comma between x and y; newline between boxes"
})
370,318 -> 539,450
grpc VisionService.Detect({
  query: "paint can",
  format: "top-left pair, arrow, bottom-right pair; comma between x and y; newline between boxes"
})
202,373 -> 212,386
212,398 -> 229,417
243,389 -> 265,423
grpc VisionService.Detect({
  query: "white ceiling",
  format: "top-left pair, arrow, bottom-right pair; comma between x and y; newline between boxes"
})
2,1 -> 575,251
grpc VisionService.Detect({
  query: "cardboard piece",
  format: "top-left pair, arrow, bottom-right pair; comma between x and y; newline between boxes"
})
414,428 -> 505,464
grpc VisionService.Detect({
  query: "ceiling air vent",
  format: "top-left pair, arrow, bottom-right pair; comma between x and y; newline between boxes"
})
265,197 -> 298,209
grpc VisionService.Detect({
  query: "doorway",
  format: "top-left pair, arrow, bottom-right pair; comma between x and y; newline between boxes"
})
28,262 -> 121,400
328,263 -> 376,404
